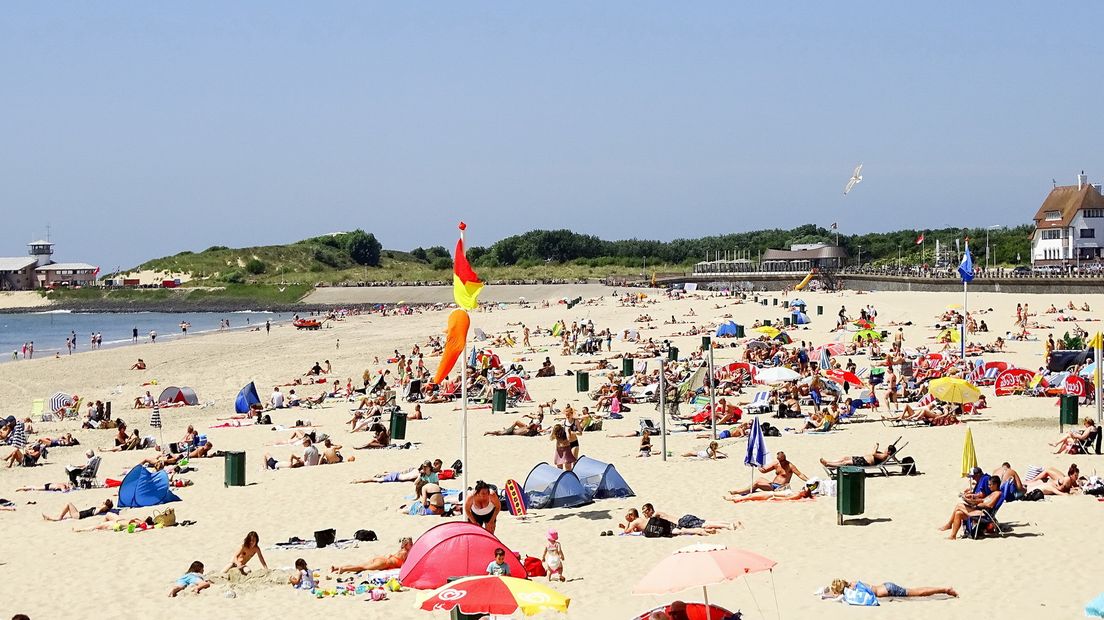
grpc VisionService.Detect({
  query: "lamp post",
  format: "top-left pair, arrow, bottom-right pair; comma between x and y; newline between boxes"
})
986,225 -> 1004,272
897,245 -> 901,272
857,245 -> 863,268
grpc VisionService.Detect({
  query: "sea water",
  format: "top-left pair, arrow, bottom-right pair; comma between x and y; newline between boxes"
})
0,311 -> 287,361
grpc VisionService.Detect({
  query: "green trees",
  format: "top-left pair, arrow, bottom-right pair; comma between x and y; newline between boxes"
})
345,230 -> 383,267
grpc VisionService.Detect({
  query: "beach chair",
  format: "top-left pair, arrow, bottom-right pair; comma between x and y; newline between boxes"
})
825,438 -> 916,477
1074,425 -> 1103,455
964,479 -> 1013,539
744,391 -> 771,414
68,456 -> 102,489
31,399 -> 46,423
403,380 -> 422,402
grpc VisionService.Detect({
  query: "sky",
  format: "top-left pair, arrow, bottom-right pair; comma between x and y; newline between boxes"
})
2,3 -> 1103,269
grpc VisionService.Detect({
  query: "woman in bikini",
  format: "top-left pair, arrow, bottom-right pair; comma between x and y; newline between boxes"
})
551,424 -> 578,471
42,498 -> 113,521
331,537 -> 413,573
464,480 -> 501,534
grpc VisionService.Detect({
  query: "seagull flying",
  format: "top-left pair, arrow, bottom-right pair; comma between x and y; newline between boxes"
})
843,163 -> 863,195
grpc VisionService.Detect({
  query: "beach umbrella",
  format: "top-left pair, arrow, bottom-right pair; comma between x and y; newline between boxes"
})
851,329 -> 882,342
825,369 -> 863,387
745,340 -> 771,351
49,392 -> 73,414
753,326 -> 780,338
818,347 -> 831,370
817,342 -> 846,356
1080,362 -> 1097,378
149,405 -> 164,448
947,303 -> 962,310
773,333 -> 792,344
744,416 -> 767,490
937,328 -> 961,343
416,575 -> 570,616
789,298 -> 807,308
756,367 -> 800,384
633,544 -> 777,619
852,319 -> 875,330
961,428 -> 977,477
10,420 -> 26,450
929,377 -> 981,404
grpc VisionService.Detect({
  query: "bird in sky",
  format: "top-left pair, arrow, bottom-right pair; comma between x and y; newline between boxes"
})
843,163 -> 863,195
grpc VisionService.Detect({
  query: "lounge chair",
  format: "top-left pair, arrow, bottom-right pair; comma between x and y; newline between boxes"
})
964,479 -> 1014,539
1074,425 -> 1103,455
744,391 -> 771,414
67,456 -> 102,489
824,438 -> 917,477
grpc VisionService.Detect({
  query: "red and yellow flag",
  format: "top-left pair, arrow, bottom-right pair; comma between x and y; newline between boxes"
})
453,222 -> 483,309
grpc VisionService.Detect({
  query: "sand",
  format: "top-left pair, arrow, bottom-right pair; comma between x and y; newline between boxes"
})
0,291 -> 52,310
0,287 -> 1101,619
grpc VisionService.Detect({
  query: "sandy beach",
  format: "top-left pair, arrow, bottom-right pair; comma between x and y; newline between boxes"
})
1,286 -> 1102,619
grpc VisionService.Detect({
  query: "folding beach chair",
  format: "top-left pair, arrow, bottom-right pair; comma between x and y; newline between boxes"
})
1074,425 -> 1103,455
31,399 -> 46,423
744,391 -> 771,414
824,437 -> 916,477
964,479 -> 1013,539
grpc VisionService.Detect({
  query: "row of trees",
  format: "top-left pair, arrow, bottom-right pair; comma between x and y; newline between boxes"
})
424,224 -> 1034,269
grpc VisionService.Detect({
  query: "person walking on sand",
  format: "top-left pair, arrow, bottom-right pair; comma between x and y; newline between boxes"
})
224,531 -> 268,574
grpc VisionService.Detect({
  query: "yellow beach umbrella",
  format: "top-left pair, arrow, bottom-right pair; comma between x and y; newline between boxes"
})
946,303 -> 962,310
417,575 -> 570,616
753,326 -> 781,338
937,328 -> 961,343
930,377 -> 981,404
961,427 -> 977,477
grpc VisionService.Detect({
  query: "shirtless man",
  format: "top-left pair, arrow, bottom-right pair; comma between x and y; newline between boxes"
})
726,451 -> 807,498
320,438 -> 348,464
820,444 -> 897,469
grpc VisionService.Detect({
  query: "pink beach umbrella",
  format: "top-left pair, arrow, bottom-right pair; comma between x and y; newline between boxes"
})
633,544 -> 777,619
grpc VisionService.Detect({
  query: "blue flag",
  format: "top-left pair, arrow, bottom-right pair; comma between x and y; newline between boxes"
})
957,241 -> 974,283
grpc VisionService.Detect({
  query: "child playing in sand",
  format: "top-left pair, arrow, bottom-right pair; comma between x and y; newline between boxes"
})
170,561 -> 211,597
224,531 -> 268,574
542,529 -> 565,582
639,430 -> 652,457
289,558 -> 315,590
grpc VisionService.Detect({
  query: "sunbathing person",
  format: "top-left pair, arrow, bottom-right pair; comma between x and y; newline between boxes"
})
397,480 -> 447,516
4,443 -> 46,468
820,444 -> 897,469
728,486 -> 815,503
353,461 -> 431,484
331,537 -> 413,573
130,358 -> 147,370
17,481 -> 73,492
320,438 -> 347,464
1027,464 -> 1080,495
682,441 -> 726,460
1051,418 -> 1097,454
881,404 -> 957,425
354,423 -> 390,449
727,451 -> 807,497
485,419 -> 542,436
637,503 -> 739,535
695,420 -> 752,440
991,462 -> 1025,499
43,498 -> 113,521
939,474 -> 1001,539
827,578 -> 957,599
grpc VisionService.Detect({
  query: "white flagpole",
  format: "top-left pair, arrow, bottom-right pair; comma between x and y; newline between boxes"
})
961,281 -> 968,361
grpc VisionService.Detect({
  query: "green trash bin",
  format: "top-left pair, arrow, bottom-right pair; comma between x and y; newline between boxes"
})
622,358 -> 634,377
772,298 -> 778,306
576,371 -> 590,392
701,335 -> 711,350
783,316 -> 791,326
492,388 -> 507,413
782,300 -> 789,308
390,409 -> 408,440
668,346 -> 679,361
735,325 -> 745,338
224,451 -> 246,487
763,319 -> 771,326
761,299 -> 767,306
837,466 -> 865,524
817,305 -> 823,316
1060,394 -> 1079,426
753,296 -> 759,303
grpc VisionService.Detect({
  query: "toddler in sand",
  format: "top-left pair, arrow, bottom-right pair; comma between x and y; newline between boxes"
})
170,561 -> 211,597
542,529 -> 566,581
290,558 -> 316,590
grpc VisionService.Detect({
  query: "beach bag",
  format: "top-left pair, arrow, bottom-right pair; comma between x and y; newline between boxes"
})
643,517 -> 674,538
523,556 -> 547,577
314,528 -> 336,548
1024,488 -> 1045,502
153,508 -> 177,527
354,529 -> 377,542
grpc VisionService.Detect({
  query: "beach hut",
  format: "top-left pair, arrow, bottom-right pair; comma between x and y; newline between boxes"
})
117,466 -> 181,508
399,522 -> 525,590
234,382 -> 261,414
522,463 -> 591,509
158,386 -> 198,406
572,456 -> 634,499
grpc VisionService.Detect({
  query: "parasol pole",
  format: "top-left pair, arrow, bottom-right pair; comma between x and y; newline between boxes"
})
659,357 -> 667,461
960,280 -> 967,362
703,586 -> 711,620
1094,332 -> 1103,424
709,345 -> 717,442
462,342 -> 469,503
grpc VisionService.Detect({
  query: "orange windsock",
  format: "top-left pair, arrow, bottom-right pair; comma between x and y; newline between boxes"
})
433,309 -> 470,385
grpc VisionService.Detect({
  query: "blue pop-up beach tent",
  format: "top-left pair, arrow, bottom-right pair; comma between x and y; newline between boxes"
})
522,463 -> 591,509
235,382 -> 261,414
118,466 -> 181,508
573,456 -> 634,499
715,321 -> 739,337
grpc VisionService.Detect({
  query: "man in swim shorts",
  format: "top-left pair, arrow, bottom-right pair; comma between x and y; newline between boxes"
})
725,451 -> 808,497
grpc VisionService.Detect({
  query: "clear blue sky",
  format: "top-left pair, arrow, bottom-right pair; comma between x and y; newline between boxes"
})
2,3 -> 1102,269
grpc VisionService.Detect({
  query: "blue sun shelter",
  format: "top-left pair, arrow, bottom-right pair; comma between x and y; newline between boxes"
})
235,382 -> 261,414
715,321 -> 739,338
573,455 -> 634,500
522,463 -> 591,509
118,466 -> 181,508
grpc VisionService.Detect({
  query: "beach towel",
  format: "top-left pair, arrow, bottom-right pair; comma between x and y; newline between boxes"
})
1085,593 -> 1104,617
843,582 -> 879,606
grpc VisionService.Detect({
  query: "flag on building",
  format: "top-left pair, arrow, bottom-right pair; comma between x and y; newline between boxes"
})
453,222 -> 484,310
915,233 -> 925,245
831,222 -> 838,230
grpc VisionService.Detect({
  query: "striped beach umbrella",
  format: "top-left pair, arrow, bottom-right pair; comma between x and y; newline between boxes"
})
10,421 -> 27,450
149,405 -> 162,429
49,392 -> 73,414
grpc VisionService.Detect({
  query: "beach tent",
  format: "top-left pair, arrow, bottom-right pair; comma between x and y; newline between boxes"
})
117,466 -> 181,508
572,456 -> 634,500
789,298 -> 807,308
715,321 -> 739,338
234,382 -> 261,414
399,522 -> 525,590
791,311 -> 811,325
522,463 -> 591,509
473,327 -> 489,341
158,386 -> 198,406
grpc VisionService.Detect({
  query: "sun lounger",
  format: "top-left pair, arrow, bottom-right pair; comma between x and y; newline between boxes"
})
744,391 -> 771,414
824,438 -> 917,477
